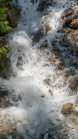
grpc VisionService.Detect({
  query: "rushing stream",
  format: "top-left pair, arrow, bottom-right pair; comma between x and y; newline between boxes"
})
0,0 -> 78,139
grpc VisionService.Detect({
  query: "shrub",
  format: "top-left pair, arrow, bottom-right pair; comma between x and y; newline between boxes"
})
0,0 -> 11,71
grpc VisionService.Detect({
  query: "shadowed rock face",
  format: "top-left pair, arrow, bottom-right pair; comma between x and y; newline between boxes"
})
5,4 -> 18,28
33,29 -> 44,43
37,0 -> 53,12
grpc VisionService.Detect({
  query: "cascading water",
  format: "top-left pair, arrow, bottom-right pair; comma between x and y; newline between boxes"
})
0,0 -> 78,138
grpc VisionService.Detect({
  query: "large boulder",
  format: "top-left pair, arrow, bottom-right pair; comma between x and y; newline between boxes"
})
6,4 -> 18,28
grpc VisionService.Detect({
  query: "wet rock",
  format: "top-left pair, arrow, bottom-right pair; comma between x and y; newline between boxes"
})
0,55 -> 12,79
63,68 -> 76,79
61,103 -> 73,114
50,54 -> 64,65
69,18 -> 78,29
0,115 -> 17,137
0,90 -> 13,108
37,0 -> 46,12
66,68 -> 76,76
33,29 -> 44,43
37,0 -> 52,12
63,11 -> 78,27
61,8 -> 74,19
69,75 -> 78,90
62,29 -> 78,53
43,78 -> 50,85
44,22 -> 52,31
16,56 -> 23,67
6,4 -> 18,28
40,40 -> 48,49
52,43 -> 60,53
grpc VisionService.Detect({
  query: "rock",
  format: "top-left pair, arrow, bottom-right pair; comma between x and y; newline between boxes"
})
16,56 -> 24,68
62,29 -> 78,52
33,29 -> 44,43
0,89 -> 13,108
69,75 -> 78,90
0,55 -> 12,79
64,68 -> 76,78
37,0 -> 46,12
63,11 -> 78,27
52,55 -> 64,65
0,115 -> 17,137
52,44 -> 60,52
43,78 -> 50,85
61,103 -> 73,114
69,18 -> 78,29
63,69 -> 76,82
61,8 -> 74,19
6,4 -> 18,28
37,0 -> 52,12
40,40 -> 48,49
44,22 -> 52,31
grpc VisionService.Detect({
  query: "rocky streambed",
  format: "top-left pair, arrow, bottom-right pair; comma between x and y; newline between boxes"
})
0,0 -> 78,139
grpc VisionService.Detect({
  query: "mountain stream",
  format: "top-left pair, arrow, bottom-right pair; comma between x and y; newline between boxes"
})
0,0 -> 78,138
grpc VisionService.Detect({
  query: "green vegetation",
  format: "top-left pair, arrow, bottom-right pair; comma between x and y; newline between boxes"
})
0,0 -> 11,71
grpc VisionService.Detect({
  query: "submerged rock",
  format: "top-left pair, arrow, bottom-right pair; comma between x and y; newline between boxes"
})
33,29 -> 44,43
40,39 -> 48,49
61,103 -> 73,114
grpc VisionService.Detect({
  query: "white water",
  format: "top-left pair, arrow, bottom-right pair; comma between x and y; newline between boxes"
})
0,0 -> 78,138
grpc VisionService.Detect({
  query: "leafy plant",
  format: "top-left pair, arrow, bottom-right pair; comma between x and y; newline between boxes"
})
0,0 -> 11,71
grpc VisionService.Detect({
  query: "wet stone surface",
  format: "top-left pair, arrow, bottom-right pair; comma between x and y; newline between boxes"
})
0,90 -> 12,108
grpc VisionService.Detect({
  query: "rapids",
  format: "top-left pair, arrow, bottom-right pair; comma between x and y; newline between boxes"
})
0,0 -> 78,138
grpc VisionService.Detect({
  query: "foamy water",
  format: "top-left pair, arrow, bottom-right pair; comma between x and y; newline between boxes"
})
0,0 -> 78,138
